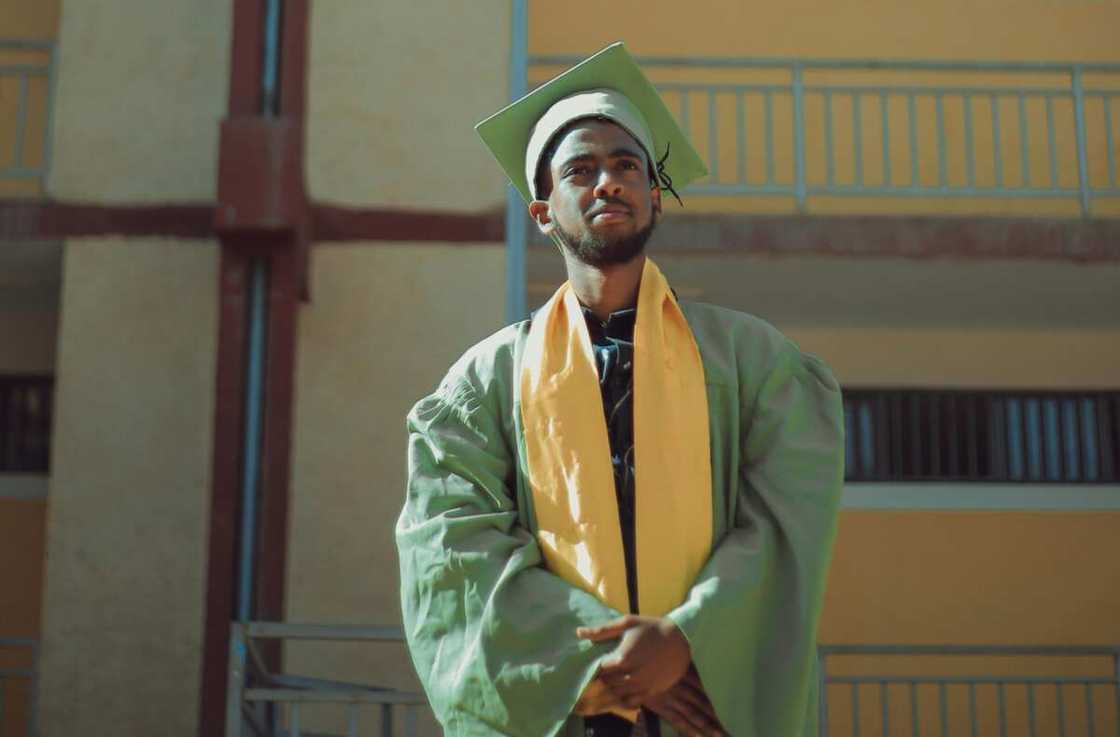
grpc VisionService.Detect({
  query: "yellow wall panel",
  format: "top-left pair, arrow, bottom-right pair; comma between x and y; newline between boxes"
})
787,328 -> 1120,389
823,510 -> 1120,643
0,498 -> 45,737
0,499 -> 46,637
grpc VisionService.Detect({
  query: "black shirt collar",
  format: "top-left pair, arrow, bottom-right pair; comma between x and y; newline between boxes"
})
581,305 -> 637,343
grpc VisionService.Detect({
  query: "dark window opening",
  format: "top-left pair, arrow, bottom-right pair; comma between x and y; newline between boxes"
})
843,390 -> 1119,483
0,375 -> 54,473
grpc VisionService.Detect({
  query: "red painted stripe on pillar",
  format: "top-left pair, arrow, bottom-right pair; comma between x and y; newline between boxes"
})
253,242 -> 299,673
199,248 -> 250,737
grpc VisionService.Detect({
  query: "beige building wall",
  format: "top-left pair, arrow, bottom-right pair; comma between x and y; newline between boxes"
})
281,3 -> 512,725
45,0 -> 230,202
34,0 -> 230,735
283,244 -> 502,734
306,0 -> 509,209
38,238 -> 218,737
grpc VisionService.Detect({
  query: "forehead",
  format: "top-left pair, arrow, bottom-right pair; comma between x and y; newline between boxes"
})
548,119 -> 648,167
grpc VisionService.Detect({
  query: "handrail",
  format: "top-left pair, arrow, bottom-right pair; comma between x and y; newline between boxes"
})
534,54 -> 1120,73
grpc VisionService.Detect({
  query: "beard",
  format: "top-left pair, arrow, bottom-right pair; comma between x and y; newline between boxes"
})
554,213 -> 657,268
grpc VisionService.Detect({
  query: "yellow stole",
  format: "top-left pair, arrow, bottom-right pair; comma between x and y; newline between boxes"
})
520,258 -> 712,618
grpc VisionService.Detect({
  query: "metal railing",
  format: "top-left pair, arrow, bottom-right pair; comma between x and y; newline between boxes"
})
819,645 -> 1120,737
226,622 -> 427,737
0,637 -> 38,737
529,55 -> 1120,216
228,628 -> 1120,737
0,40 -> 56,191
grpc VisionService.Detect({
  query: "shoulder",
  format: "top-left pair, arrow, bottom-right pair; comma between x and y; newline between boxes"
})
672,297 -> 842,407
426,320 -> 529,410
681,301 -> 790,355
679,301 -> 806,372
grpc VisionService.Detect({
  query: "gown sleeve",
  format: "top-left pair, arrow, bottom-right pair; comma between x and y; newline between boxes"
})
396,379 -> 622,737
665,348 -> 846,737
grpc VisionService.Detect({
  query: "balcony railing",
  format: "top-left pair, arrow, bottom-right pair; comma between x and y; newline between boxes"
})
819,645 -> 1120,737
0,40 -> 56,195
226,622 -> 427,737
227,625 -> 1120,737
529,55 -> 1120,216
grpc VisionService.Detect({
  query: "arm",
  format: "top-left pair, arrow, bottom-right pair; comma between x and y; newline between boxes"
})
664,349 -> 845,737
396,380 -> 623,737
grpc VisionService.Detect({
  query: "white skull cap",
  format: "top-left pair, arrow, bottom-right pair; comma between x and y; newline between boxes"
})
524,88 -> 656,200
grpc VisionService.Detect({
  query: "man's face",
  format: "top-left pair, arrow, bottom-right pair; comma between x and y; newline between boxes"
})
531,119 -> 662,267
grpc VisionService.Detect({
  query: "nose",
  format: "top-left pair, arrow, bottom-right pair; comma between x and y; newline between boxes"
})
593,168 -> 624,199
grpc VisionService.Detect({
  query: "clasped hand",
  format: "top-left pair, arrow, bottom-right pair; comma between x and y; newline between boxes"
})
573,615 -> 727,737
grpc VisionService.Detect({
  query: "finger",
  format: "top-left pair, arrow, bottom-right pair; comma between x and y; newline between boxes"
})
606,676 -> 648,705
597,654 -> 632,676
674,681 -> 716,719
618,681 -> 658,710
576,615 -> 638,641
677,673 -> 721,724
665,687 -> 722,730
646,702 -> 692,737
656,698 -> 710,737
655,706 -> 696,737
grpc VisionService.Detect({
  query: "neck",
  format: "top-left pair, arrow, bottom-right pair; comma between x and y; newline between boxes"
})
563,252 -> 646,322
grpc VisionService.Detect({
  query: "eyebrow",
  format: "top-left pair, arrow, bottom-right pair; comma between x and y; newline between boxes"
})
557,147 -> 647,171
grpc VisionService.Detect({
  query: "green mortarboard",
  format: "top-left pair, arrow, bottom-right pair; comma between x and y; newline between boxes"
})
475,42 -> 708,204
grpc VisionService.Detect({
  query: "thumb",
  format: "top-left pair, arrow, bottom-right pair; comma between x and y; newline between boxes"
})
576,615 -> 638,642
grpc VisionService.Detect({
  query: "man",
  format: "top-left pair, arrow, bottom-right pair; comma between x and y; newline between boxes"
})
396,43 -> 845,737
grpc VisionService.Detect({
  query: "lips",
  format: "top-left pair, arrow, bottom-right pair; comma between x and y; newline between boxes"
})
589,205 -> 631,221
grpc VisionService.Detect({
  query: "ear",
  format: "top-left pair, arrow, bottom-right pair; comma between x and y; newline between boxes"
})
650,185 -> 663,218
528,199 -> 555,236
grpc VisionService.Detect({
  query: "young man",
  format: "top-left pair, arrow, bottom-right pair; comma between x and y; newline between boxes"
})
396,43 -> 845,737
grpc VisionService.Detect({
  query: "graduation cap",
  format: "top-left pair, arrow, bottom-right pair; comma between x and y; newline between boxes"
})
475,42 -> 708,205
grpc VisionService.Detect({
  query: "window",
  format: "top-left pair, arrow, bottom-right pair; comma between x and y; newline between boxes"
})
843,390 -> 1119,483
0,375 -> 53,473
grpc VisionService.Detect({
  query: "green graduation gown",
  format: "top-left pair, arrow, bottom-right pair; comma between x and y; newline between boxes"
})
396,301 -> 845,737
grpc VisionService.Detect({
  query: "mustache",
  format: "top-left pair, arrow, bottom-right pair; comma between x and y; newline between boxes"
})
586,197 -> 631,217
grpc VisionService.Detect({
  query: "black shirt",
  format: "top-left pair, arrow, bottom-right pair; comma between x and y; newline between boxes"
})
580,306 -> 660,737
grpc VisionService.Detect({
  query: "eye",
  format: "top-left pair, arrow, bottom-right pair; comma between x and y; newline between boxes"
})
565,165 -> 590,178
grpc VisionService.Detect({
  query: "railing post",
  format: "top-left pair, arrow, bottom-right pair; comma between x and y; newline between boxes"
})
818,647 -> 829,737
1114,649 -> 1120,737
792,62 -> 808,214
28,640 -> 39,737
225,623 -> 246,737
42,43 -> 58,188
1071,65 -> 1092,217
